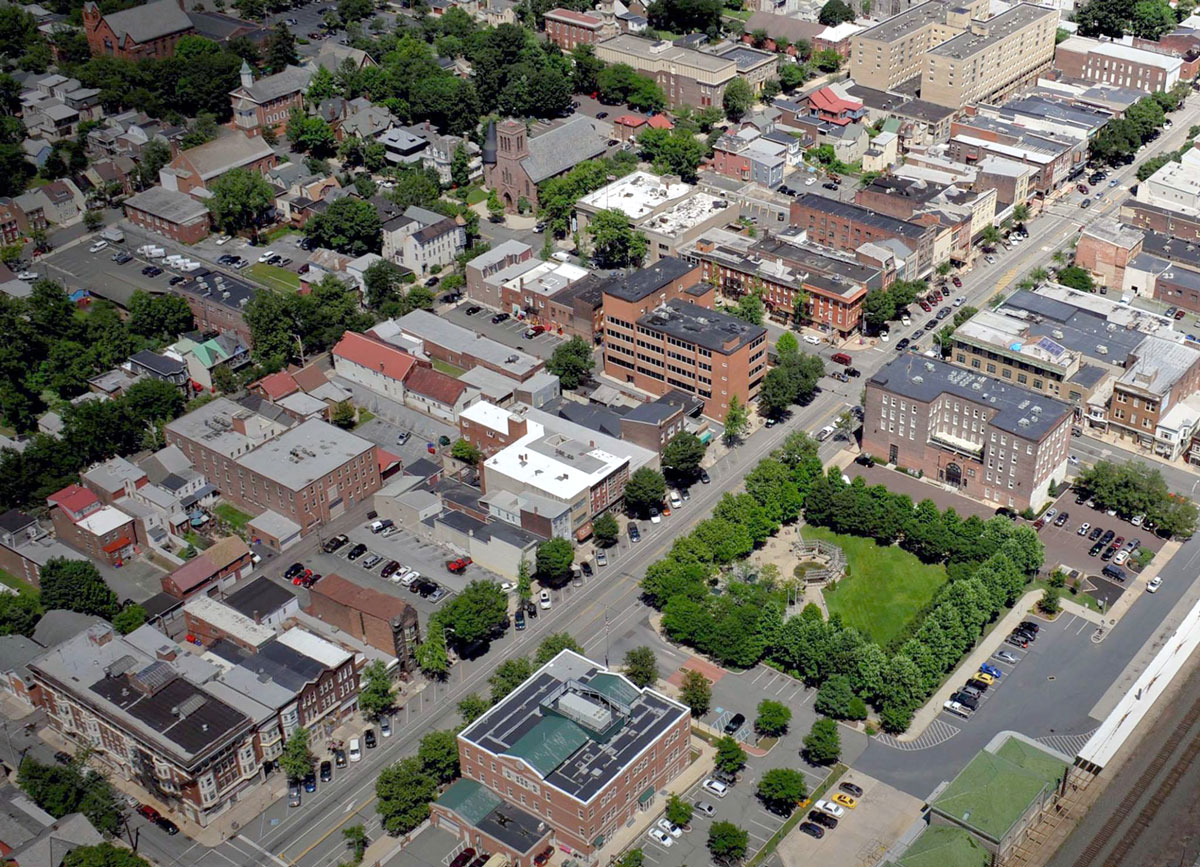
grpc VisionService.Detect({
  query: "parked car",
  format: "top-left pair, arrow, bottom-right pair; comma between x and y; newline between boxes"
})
994,649 -> 1020,664
320,761 -> 332,782
799,822 -> 825,839
808,810 -> 838,829
628,523 -> 641,542
695,800 -> 717,817
303,771 -> 316,792
288,784 -> 302,808
1147,576 -> 1163,593
702,779 -> 729,798
364,729 -> 377,749
539,589 -> 552,610
466,305 -> 482,315
647,828 -> 673,847
723,712 -> 745,734
347,544 -> 367,560
491,312 -> 509,324
839,782 -> 864,798
1077,522 -> 1091,536
814,800 -> 845,818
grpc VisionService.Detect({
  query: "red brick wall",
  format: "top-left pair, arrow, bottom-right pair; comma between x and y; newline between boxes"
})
125,203 -> 211,244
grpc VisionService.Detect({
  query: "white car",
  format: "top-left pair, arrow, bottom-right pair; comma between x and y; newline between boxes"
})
816,425 -> 835,442
1077,522 -> 1091,536
16,271 -> 37,281
880,331 -> 890,342
803,334 -> 820,345
390,567 -> 410,584
650,509 -> 662,524
814,799 -> 845,818
401,570 -> 420,587
1131,514 -> 1144,527
657,819 -> 682,838
1068,455 -> 1080,465
702,779 -> 729,798
805,176 -> 816,186
257,250 -> 277,263
539,589 -> 552,610
647,828 -> 673,847
944,699 -> 972,719
348,738 -> 362,762
669,490 -> 682,509
1146,576 -> 1162,593
1113,550 -> 1129,565
215,234 -> 232,246
954,296 -> 966,307
89,240 -> 108,253
499,581 -> 515,593
901,315 -> 911,326
1045,508 -> 1058,521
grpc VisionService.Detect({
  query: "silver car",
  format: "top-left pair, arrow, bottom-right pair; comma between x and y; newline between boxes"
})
361,554 -> 382,569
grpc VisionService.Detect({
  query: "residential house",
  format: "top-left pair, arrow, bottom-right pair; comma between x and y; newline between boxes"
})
381,206 -> 466,275
45,483 -> 137,566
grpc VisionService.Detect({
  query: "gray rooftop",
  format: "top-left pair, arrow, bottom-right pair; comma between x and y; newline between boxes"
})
236,419 -> 374,492
930,4 -> 1056,59
1000,290 -> 1147,361
388,310 -> 543,378
236,64 -> 312,105
1119,335 -> 1200,398
856,0 -> 948,42
522,116 -> 607,184
125,186 -> 208,223
89,0 -> 192,43
639,299 -> 767,355
870,353 -> 1072,439
717,45 -> 776,70
792,193 -> 932,239
599,257 -> 698,302
223,576 -> 297,621
32,611 -> 104,649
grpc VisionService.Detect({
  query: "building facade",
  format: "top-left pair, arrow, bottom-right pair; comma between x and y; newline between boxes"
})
82,0 -> 195,60
306,574 -> 421,672
1056,36 -> 1182,94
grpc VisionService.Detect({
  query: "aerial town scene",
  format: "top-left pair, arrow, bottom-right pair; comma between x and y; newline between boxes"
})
0,0 -> 1199,863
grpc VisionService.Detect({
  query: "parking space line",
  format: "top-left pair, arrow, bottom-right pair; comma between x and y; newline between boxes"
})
1077,620 -> 1088,634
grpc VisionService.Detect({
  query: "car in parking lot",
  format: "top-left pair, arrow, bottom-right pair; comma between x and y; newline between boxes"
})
1101,545 -> 1117,561
1054,511 -> 1069,527
799,822 -> 825,839
288,784 -> 302,808
979,663 -> 1003,678
449,849 -> 477,867
1077,522 -> 1091,536
952,691 -> 979,711
1006,632 -> 1029,649
465,305 -> 482,315
896,338 -> 911,351
808,810 -> 838,829
362,553 -> 382,569
995,649 -> 1020,664
695,800 -> 716,817
702,779 -> 729,798
491,312 -> 509,323
723,712 -> 745,734
1089,526 -> 1104,541
647,828 -> 673,847
320,761 -> 332,782
832,792 -> 857,809
1089,541 -> 1104,556
628,522 -> 641,542
814,799 -> 845,818
381,560 -> 401,579
596,549 -> 607,566
303,770 -> 316,792
657,818 -> 682,838
944,699 -> 972,718
1114,550 -> 1130,565
347,543 -> 367,560
839,782 -> 864,798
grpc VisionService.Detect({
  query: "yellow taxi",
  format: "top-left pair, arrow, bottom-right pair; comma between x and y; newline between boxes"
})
832,792 -> 857,809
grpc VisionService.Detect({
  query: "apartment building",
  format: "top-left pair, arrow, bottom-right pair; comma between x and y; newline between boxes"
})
947,116 -> 1081,195
1056,36 -> 1183,94
849,0 -> 981,92
789,193 -> 939,276
432,650 -> 690,867
45,484 -> 137,567
459,401 -> 532,459
921,4 -> 1059,108
864,354 -> 1073,511
1104,335 -> 1200,457
466,240 -> 535,309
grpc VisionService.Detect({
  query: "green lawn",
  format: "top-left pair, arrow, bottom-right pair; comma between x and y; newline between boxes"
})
808,525 -> 949,647
247,263 -> 301,293
213,503 -> 253,532
355,409 -> 376,428
464,188 -> 488,205
432,359 -> 467,377
0,568 -> 38,598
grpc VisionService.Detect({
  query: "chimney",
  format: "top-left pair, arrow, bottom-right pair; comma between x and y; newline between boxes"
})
156,646 -> 177,662
89,626 -> 115,647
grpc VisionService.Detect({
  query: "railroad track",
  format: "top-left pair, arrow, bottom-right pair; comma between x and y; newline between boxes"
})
1071,690 -> 1200,867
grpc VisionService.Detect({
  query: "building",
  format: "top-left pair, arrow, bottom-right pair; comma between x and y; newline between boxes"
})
1075,218 -> 1144,289
160,130 -> 277,196
1104,335 -> 1200,458
404,366 -> 479,422
223,575 -> 300,630
332,330 -> 418,401
709,128 -> 788,187
849,1 -> 978,93
466,240 -> 534,308
1056,36 -> 1183,94
82,0 -> 194,60
376,310 -> 545,381
483,117 -> 607,212
45,484 -> 137,566
29,622 -> 262,828
123,186 -> 212,244
306,573 -> 420,671
228,62 -> 312,136
431,649 -> 690,866
601,258 -> 766,418
593,34 -> 774,108
948,115 -> 1082,197
789,193 -> 939,276
458,401 -> 532,458
161,536 -> 255,599
543,5 -> 619,49
381,206 -> 466,275
863,353 -> 1073,511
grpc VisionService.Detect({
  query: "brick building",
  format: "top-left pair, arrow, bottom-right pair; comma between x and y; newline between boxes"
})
160,130 -> 277,196
1056,37 -> 1182,94
465,240 -> 534,309
789,193 -> 938,276
160,536 -> 255,599
1104,335 -> 1200,454
229,62 -> 311,136
431,650 -> 690,867
46,484 -> 137,566
306,574 -> 420,672
543,6 -> 618,49
82,0 -> 194,60
458,402 -> 532,458
123,187 -> 212,244
482,117 -> 606,212
863,354 -> 1072,512
1074,218 -> 1144,290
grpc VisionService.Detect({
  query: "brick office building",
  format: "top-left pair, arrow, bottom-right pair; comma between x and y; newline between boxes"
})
863,354 -> 1072,512
1105,335 -> 1200,453
123,187 -> 212,244
306,574 -> 421,672
431,650 -> 690,867
789,193 -> 938,277
458,401 -> 532,458
1056,36 -> 1182,94
1074,218 -> 1144,290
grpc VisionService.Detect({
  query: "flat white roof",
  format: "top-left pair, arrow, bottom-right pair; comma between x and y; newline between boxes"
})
578,171 -> 691,221
500,260 -> 590,298
953,134 -> 1055,165
277,626 -> 352,669
484,420 -> 628,500
460,400 -> 521,434
1059,36 -> 1183,72
183,595 -> 276,646
76,505 -> 132,537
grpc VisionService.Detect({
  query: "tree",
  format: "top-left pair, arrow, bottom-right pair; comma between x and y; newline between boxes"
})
723,395 -> 748,445
438,580 -> 508,645
1076,0 -> 1133,37
487,189 -> 505,222
0,593 -> 41,637
458,693 -> 489,724
662,432 -> 706,480
715,735 -> 747,774
723,77 -> 755,123
615,852 -> 645,867
757,768 -> 807,813
636,127 -> 707,182
305,197 -> 381,255
536,538 -> 574,584
39,559 -> 118,619
376,757 -> 437,834
707,821 -> 749,865
516,557 -> 533,603
587,208 -> 646,268
127,291 -> 194,340
358,660 -> 395,720
812,48 -> 842,72
338,0 -> 373,21
418,729 -> 460,783
819,0 -> 855,23
207,168 -> 275,236
665,793 -> 693,827
362,260 -> 408,309
803,717 -> 841,764
451,439 -> 484,465
1132,0 -> 1175,37
754,699 -> 791,736
594,511 -> 620,547
342,825 -> 367,864
111,604 -> 146,636
18,756 -> 122,836
624,467 -> 666,517
415,625 -> 450,678
758,367 -> 794,418
535,632 -> 584,664
814,674 -> 865,720
623,646 -> 658,689
648,0 -> 724,36
83,210 -> 104,232
450,143 -> 471,189
266,21 -> 298,71
679,669 -> 711,716
489,657 -> 534,703
1057,266 -> 1095,293
63,843 -> 150,867
1038,587 -> 1062,615
546,336 -> 594,389
732,291 -> 765,325
279,727 -> 313,780
330,401 -> 356,430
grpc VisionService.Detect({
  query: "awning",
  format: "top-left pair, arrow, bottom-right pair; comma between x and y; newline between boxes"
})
574,521 -> 593,542
637,786 -> 655,805
180,484 -> 217,508
102,536 -> 132,554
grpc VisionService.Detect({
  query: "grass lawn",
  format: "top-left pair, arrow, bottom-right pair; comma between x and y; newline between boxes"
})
213,503 -> 253,532
247,263 -> 300,293
464,188 -> 488,205
355,409 -> 376,428
432,359 -> 467,377
0,568 -> 38,598
1029,579 -> 1102,613
808,525 -> 949,647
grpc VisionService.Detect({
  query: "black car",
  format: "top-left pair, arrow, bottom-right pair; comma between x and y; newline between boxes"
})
1054,511 -> 1069,527
580,560 -> 593,576
303,770 -> 317,792
628,523 -> 641,543
1012,626 -> 1037,642
965,677 -> 990,692
699,469 -> 710,484
896,338 -> 911,351
1101,529 -> 1115,544
952,691 -> 979,711
839,782 -> 864,798
808,810 -> 838,829
1089,527 -> 1104,541
923,320 -> 937,332
515,609 -> 526,630
284,562 -> 306,580
427,276 -> 440,287
823,182 -> 838,190
141,265 -> 156,275
1101,545 -> 1117,561
466,305 -> 482,315
491,312 -> 510,324
323,534 -> 349,553
936,307 -> 952,320
723,712 -> 745,734
155,816 -> 180,835
845,367 -> 861,377
525,599 -> 538,618
799,822 -> 825,839
1019,621 -> 1041,635
442,292 -> 463,303
320,760 -> 332,782
113,252 -> 133,264
335,748 -> 347,768
347,543 -> 367,560
364,729 -> 377,749
168,275 -> 185,285
1089,541 -> 1104,556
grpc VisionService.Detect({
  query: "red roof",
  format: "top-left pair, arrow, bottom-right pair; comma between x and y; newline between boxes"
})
377,448 -> 403,474
807,86 -> 863,117
614,114 -> 646,128
47,484 -> 99,515
647,114 -> 674,130
256,370 -> 299,401
403,366 -> 468,406
333,332 -> 418,382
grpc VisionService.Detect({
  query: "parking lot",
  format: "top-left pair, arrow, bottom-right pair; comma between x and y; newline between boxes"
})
442,302 -> 565,360
1034,487 -> 1166,585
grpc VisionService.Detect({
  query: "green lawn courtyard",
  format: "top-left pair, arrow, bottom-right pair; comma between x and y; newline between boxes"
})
247,263 -> 300,293
805,525 -> 949,647
213,503 -> 253,532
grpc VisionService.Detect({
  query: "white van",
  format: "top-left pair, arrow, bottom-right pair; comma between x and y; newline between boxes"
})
702,779 -> 728,798
348,738 -> 362,762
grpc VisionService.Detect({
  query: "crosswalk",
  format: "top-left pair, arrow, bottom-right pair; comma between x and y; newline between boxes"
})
875,718 -> 961,751
1036,730 -> 1096,758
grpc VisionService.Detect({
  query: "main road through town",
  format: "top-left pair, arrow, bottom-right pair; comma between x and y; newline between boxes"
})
139,94 -> 1200,867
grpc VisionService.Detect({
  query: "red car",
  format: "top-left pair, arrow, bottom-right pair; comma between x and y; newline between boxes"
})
952,276 -> 963,287
534,848 -> 554,866
137,804 -> 162,822
449,849 -> 476,867
1033,518 -> 1045,531
919,299 -> 932,312
1177,309 -> 1187,320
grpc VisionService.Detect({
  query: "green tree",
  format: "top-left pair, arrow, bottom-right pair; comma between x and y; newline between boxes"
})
63,843 -> 150,867
516,557 -> 533,603
18,756 -> 122,836
376,757 -> 437,834
83,210 -> 104,232
662,431 -> 706,480
635,127 -> 708,182
489,657 -> 534,703
458,693 -> 489,724
624,467 -> 666,517
438,580 -> 508,645
342,825 -> 367,864
305,197 -> 381,255
593,511 -> 620,547
665,793 -> 693,827
279,727 -> 313,780
679,668 -> 711,716
535,632 -> 584,664
266,21 -> 298,71
1077,0 -> 1133,37
715,735 -> 747,774
756,768 -> 807,813
415,625 -> 450,678
648,0 -> 723,38
450,143 -> 471,189
1056,266 -> 1095,293
615,851 -> 645,867
362,260 -> 408,309
754,699 -> 791,736
732,290 -> 765,325
451,439 -> 485,465
546,336 -> 595,389
587,208 -> 647,268
623,646 -> 658,689
0,594 -> 41,637
487,189 -> 505,222
758,367 -> 794,418
338,0 -> 373,21
417,729 -> 460,783
38,559 -> 118,619
111,604 -> 147,636
812,48 -> 842,72
707,821 -> 749,865
803,717 -> 841,764
330,401 -> 356,430
818,0 -> 855,23
1038,587 -> 1062,615
722,77 -> 755,123
536,538 -> 574,584
358,660 -> 395,720
814,674 -> 865,720
207,168 -> 275,236
127,291 -> 194,340
723,395 -> 748,444
1132,0 -> 1175,37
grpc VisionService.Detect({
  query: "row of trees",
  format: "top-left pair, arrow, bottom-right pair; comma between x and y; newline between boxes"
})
1090,90 -> 1186,165
758,333 -> 826,418
1076,460 -> 1198,538
862,279 -> 931,335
